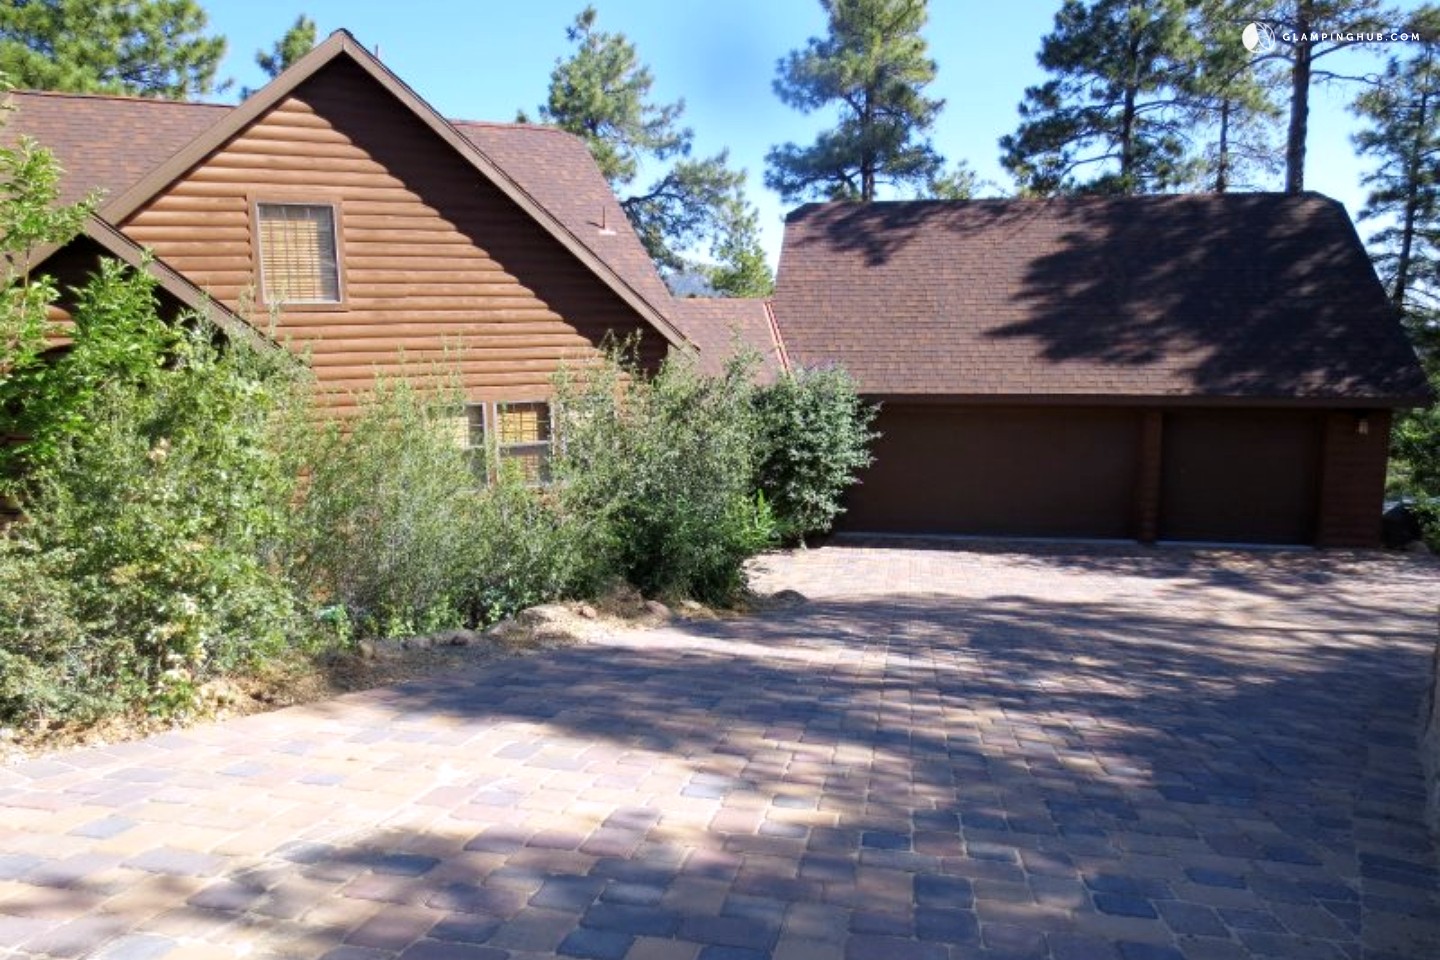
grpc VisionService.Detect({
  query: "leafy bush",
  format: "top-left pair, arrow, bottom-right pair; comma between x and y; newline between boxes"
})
281,377 -> 482,639
1391,401 -> 1440,497
1408,497 -> 1440,552
0,132 -> 96,496
553,347 -> 776,604
281,375 -> 604,636
467,474 -> 608,624
754,366 -> 878,543
0,262 -> 304,724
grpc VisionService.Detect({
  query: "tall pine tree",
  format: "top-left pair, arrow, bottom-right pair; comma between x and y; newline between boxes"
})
0,0 -> 226,99
765,0 -> 945,202
522,7 -> 771,297
1184,0 -> 1283,192
1353,6 -> 1440,328
1000,0 -> 1206,196
241,14 -> 316,99
1253,1 -> 1392,192
1352,7 -> 1440,497
257,15 -> 315,80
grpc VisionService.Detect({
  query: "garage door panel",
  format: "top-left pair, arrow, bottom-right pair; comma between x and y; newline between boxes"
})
1159,410 -> 1321,544
844,406 -> 1140,537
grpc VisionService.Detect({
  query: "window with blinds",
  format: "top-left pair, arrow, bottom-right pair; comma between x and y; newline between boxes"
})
495,401 -> 552,485
464,401 -> 552,485
256,203 -> 341,304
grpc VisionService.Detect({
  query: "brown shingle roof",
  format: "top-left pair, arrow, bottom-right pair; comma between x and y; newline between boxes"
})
773,194 -> 1432,404
6,70 -> 691,348
7,90 -> 227,205
668,297 -> 787,380
452,121 -> 677,333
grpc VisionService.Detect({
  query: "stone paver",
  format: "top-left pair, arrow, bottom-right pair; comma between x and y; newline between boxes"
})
2,540 -> 1438,960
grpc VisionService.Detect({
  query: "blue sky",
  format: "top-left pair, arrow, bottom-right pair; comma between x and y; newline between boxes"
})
199,1 -> 1430,268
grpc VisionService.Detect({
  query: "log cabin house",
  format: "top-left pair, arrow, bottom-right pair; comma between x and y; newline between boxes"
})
10,29 -> 783,486
10,30 -> 1431,547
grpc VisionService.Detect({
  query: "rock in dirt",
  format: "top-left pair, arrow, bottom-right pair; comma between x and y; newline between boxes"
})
676,599 -> 717,621
761,589 -> 808,608
436,628 -> 479,647
484,618 -> 527,641
518,603 -> 571,626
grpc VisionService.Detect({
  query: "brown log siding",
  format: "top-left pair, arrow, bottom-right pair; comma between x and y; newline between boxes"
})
121,59 -> 664,412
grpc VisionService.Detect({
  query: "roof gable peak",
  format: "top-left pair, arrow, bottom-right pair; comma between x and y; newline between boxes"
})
94,28 -> 687,350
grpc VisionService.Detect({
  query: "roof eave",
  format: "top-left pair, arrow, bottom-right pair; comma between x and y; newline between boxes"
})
856,391 -> 1433,409
31,214 -> 276,355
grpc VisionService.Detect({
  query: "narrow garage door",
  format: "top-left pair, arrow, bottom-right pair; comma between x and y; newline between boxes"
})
843,405 -> 1141,538
1159,410 -> 1322,544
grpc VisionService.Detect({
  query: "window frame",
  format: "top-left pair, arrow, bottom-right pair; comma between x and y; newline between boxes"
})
465,399 -> 554,486
251,197 -> 347,311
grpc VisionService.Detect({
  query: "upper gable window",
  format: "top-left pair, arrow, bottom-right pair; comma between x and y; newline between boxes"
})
256,202 -> 341,305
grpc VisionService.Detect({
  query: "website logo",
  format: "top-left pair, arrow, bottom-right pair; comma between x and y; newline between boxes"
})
1242,21 -> 1275,53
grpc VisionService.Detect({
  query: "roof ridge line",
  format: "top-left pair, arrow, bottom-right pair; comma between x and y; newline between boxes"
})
6,88 -> 231,107
450,118 -> 570,133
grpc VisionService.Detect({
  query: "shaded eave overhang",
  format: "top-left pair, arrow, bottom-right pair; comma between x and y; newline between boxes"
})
30,214 -> 277,356
857,391 -> 1436,409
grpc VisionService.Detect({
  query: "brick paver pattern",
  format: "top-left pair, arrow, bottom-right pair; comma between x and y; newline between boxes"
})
1,541 -> 1438,960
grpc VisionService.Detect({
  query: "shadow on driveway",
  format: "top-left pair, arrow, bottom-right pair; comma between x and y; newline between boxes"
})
0,543 -> 1436,960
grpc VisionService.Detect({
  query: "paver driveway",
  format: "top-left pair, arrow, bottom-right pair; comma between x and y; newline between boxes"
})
2,542 -> 1438,960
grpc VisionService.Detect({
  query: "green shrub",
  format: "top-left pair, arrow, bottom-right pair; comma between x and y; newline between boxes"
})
0,262 -> 304,724
1391,401 -> 1440,497
281,376 -> 480,639
553,347 -> 776,605
280,374 -> 603,636
466,473 -> 608,624
754,366 -> 878,543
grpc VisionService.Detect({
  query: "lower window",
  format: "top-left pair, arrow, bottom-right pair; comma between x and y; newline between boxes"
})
464,400 -> 552,485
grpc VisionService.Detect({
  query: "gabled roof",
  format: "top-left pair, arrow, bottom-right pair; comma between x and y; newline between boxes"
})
8,29 -> 690,350
27,215 -> 273,358
4,90 -> 226,205
670,298 -> 788,380
774,194 -> 1433,405
454,121 -> 679,335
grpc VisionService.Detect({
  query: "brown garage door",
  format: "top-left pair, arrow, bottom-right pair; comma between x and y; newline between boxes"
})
843,405 -> 1141,538
1159,410 -> 1322,544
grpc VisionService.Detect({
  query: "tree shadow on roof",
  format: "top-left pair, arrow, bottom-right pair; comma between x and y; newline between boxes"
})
987,194 -> 1421,397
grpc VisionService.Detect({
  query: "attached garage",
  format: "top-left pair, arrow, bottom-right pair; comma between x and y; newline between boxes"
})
847,405 -> 1140,538
1158,409 -> 1322,544
772,195 -> 1432,548
845,404 -> 1379,546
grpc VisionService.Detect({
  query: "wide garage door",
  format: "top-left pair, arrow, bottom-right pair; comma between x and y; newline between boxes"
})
1159,410 -> 1322,544
843,405 -> 1141,538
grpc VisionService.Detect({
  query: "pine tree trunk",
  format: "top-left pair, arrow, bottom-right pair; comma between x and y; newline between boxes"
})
1120,85 -> 1137,192
1120,27 -> 1141,193
861,87 -> 876,202
1394,88 -> 1430,309
1286,3 -> 1313,194
1216,98 -> 1231,193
